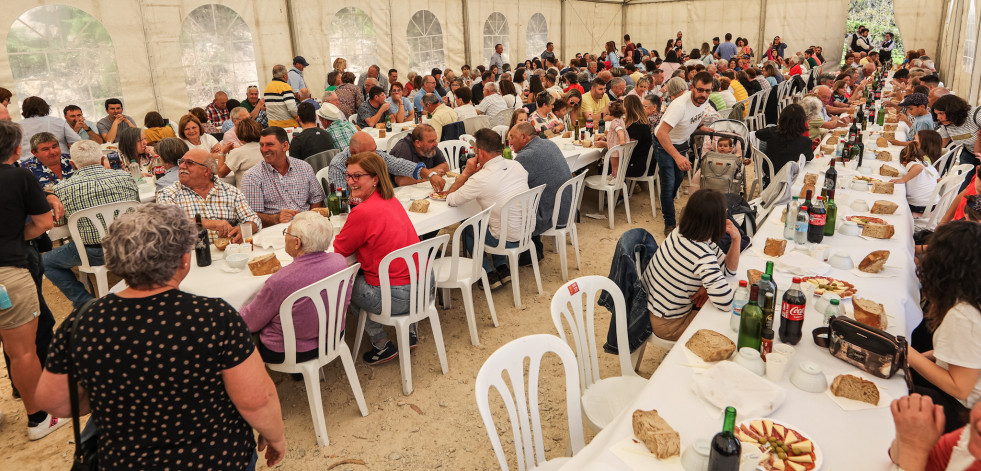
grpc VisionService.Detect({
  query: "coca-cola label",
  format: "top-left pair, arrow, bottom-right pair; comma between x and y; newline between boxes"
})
782,303 -> 805,321
152,166 -> 165,176
809,213 -> 826,225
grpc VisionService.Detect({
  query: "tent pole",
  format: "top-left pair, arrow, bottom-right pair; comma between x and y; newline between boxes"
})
389,0 -> 396,70
136,0 -> 161,115
462,0 -> 472,66
561,0 -> 567,63
621,2 -> 626,47
285,0 -> 299,57
757,0 -> 767,61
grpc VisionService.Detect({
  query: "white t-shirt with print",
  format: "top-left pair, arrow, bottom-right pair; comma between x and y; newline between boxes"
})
655,91 -> 709,145
933,302 -> 981,407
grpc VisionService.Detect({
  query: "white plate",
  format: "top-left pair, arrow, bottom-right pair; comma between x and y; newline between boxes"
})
737,418 -> 824,471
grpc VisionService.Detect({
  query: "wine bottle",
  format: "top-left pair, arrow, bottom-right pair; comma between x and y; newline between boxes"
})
824,157 -> 837,192
823,189 -> 838,237
327,184 -> 341,215
737,285 -> 764,351
708,407 -> 741,471
194,214 -> 211,267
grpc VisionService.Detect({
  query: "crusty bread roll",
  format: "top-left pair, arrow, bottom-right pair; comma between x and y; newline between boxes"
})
876,151 -> 892,161
820,145 -> 836,155
311,207 -> 332,218
871,200 -> 898,214
876,137 -> 890,148
884,124 -> 898,132
879,164 -> 900,177
763,238 -> 787,257
408,199 -> 430,213
685,329 -> 736,362
883,131 -> 896,140
831,374 -> 880,405
859,250 -> 890,273
872,181 -> 895,194
747,269 -> 763,287
562,131 -> 572,138
214,237 -> 231,251
248,253 -> 281,276
799,183 -> 816,199
803,173 -> 819,185
853,298 -> 888,329
862,222 -> 895,239
632,410 -> 681,459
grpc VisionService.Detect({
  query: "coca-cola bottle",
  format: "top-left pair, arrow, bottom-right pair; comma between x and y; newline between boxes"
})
779,277 -> 807,344
807,196 -> 826,243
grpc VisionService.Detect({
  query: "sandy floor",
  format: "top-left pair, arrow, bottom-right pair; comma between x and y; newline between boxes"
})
0,184 -> 688,470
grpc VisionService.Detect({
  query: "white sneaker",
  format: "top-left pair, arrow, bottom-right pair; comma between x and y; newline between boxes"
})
27,414 -> 70,440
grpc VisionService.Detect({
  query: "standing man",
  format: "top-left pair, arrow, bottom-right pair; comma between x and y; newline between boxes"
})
387,69 -> 399,88
264,65 -> 299,128
287,56 -> 309,93
880,32 -> 896,64
205,91 -> 230,132
96,98 -> 135,144
357,65 -> 389,94
711,37 -> 721,55
654,71 -> 714,235
489,44 -> 505,78
541,42 -> 557,63
241,127 -> 324,226
717,33 -> 737,61
63,105 -> 103,144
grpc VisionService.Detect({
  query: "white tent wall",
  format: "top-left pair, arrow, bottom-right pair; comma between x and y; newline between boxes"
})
564,0 -> 623,57
894,0 -> 943,60
760,0 -> 849,70
624,0 -> 762,62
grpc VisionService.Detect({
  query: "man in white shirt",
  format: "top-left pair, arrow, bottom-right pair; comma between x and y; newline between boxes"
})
446,128 -> 529,288
453,87 -> 478,120
476,82 -> 507,119
653,71 -> 714,234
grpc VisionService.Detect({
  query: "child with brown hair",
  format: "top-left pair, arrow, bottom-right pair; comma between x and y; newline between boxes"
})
595,100 -> 629,179
892,140 -> 940,213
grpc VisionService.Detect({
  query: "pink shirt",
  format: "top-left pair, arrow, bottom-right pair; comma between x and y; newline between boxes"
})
332,192 -> 419,286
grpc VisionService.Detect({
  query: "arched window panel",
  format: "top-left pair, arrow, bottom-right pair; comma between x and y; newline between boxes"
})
483,12 -> 510,66
407,10 -> 445,75
6,5 -> 121,120
180,4 -> 258,108
526,13 -> 549,61
329,7 -> 379,75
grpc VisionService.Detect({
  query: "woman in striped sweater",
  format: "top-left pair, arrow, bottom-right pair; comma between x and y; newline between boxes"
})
642,189 -> 742,341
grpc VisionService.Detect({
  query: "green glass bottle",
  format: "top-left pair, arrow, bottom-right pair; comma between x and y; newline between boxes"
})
737,285 -> 764,351
502,139 -> 513,159
823,188 -> 837,236
877,103 -> 886,126
708,406 -> 741,471
327,183 -> 341,216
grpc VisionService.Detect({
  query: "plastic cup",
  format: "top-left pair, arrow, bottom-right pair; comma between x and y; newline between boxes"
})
765,352 -> 789,381
240,223 -> 253,245
239,242 -> 252,253
774,344 -> 796,357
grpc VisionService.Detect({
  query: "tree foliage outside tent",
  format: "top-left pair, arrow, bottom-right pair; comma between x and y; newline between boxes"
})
841,0 -> 905,65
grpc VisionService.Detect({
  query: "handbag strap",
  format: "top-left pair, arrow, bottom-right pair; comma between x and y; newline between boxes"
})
68,299 -> 98,464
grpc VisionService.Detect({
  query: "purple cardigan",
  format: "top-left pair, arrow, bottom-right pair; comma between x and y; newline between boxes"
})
240,251 -> 352,353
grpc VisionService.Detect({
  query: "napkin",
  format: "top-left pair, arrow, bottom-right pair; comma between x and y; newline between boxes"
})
252,223 -> 289,250
691,361 -> 786,419
774,251 -> 831,276
823,373 -> 892,411
609,437 -> 682,471
850,266 -> 899,278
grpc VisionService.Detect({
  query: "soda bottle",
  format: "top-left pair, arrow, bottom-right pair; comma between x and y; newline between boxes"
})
708,406 -> 741,471
794,204 -> 809,245
807,196 -> 826,243
824,298 -> 843,326
783,196 -> 799,240
824,157 -> 837,192
586,113 -> 594,137
731,280 -> 750,332
823,189 -> 837,237
737,285 -> 764,351
779,277 -> 807,344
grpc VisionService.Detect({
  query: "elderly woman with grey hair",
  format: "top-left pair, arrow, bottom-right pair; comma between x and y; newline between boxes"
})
35,204 -> 286,469
800,96 -> 829,141
240,211 -> 353,364
153,137 -> 188,192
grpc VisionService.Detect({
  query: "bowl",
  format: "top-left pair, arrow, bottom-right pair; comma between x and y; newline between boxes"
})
732,347 -> 766,376
681,438 -> 711,471
849,199 -> 870,212
840,220 -> 862,236
790,361 -> 828,393
225,253 -> 249,270
814,292 -> 842,314
828,252 -> 854,270
850,180 -> 870,192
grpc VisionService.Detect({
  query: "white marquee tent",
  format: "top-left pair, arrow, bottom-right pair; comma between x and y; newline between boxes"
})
0,0 -> 971,124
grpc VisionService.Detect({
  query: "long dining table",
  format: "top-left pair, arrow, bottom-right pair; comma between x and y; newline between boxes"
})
560,126 -> 920,470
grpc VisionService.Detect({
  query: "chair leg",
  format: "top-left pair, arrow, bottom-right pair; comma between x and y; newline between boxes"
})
441,288 -> 452,309
570,226 -> 581,271
529,245 -> 543,295
301,364 -> 330,447
394,323 -> 413,395
623,187 -> 632,224
480,271 -> 499,327
95,273 -> 110,298
631,342 -> 648,373
606,190 -> 615,230
352,309 -> 368,360
555,233 -> 569,281
428,310 -> 449,374
460,284 -> 480,346
508,253 -> 522,308
597,189 -> 604,212
648,179 -> 658,218
338,346 -> 369,416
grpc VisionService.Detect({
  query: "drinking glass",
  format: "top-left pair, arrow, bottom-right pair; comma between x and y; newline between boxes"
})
240,223 -> 253,247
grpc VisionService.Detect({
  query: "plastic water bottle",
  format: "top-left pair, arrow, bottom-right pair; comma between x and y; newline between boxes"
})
834,139 -> 844,159
731,280 -> 750,332
0,284 -> 11,310
824,298 -> 843,326
794,204 -> 809,245
783,196 -> 799,240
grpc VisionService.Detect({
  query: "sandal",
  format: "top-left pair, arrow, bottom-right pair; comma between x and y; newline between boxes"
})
363,341 -> 398,365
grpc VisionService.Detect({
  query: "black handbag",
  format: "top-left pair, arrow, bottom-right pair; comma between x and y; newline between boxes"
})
69,299 -> 99,471
812,315 -> 913,393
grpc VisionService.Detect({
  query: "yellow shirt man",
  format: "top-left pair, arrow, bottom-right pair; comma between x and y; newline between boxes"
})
580,92 -> 610,127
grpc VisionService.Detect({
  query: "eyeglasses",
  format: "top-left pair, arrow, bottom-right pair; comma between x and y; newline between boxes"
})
282,228 -> 301,241
345,172 -> 372,181
177,158 -> 209,169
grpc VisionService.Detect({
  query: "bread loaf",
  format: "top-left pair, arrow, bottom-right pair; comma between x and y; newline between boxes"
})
763,238 -> 787,257
803,173 -> 819,185
884,124 -> 898,132
799,183 -> 816,199
632,410 -> 681,459
858,250 -> 890,273
408,199 -> 430,213
872,181 -> 894,194
876,137 -> 889,148
747,269 -> 763,286
879,164 -> 899,177
876,151 -> 892,161
311,207 -> 332,218
820,145 -> 836,155
871,200 -> 898,214
685,329 -> 736,362
214,237 -> 231,251
883,131 -> 896,140
248,253 -> 282,276
831,374 -> 880,405
853,298 -> 888,329
861,222 -> 895,239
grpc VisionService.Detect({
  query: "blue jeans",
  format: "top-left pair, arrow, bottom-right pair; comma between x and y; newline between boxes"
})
350,274 -> 414,349
42,241 -> 103,309
653,140 -> 690,227
958,147 -> 979,192
462,225 -> 520,273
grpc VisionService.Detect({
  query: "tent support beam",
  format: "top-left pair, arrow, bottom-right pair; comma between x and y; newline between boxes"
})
621,2 -> 626,46
285,0 -> 299,57
757,0 -> 768,62
561,0 -> 567,63
462,0 -> 472,67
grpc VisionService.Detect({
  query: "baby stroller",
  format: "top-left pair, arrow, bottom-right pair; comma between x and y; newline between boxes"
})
689,119 -> 751,198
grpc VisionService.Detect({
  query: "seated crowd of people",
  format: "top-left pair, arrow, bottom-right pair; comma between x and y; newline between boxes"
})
1,26 -> 980,471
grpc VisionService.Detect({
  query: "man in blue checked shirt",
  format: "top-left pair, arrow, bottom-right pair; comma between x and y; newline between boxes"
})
22,132 -> 74,189
241,127 -> 325,226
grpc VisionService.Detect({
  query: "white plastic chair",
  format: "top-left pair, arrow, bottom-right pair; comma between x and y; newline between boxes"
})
475,334 -> 585,471
353,235 -> 450,395
550,276 -> 647,431
492,125 -> 509,143
462,116 -> 490,135
437,139 -> 469,174
541,173 -> 587,281
386,130 -> 410,153
485,185 -> 547,309
459,133 -> 476,148
434,207 -> 498,346
265,264 -> 369,447
931,144 -> 963,178
583,141 -> 637,230
745,91 -> 766,132
66,201 -> 139,297
491,108 -> 514,128
916,164 -> 973,231
624,146 -> 661,219
347,114 -> 358,125
749,144 -> 775,198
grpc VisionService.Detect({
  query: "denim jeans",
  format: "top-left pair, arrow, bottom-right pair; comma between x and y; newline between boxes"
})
42,241 -> 103,309
350,274 -> 414,349
653,140 -> 690,227
958,147 -> 979,191
462,225 -> 520,273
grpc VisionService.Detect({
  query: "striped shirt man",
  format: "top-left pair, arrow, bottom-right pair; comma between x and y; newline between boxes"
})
157,179 -> 262,241
642,230 -> 735,319
263,78 -> 299,128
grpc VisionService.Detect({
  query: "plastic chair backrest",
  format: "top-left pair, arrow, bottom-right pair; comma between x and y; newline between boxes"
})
475,334 -> 585,471
600,141 -> 638,189
277,263 -> 360,367
304,150 -> 334,174
377,235 -> 449,320
460,133 -> 477,148
386,131 -> 410,153
67,201 -> 139,268
922,169 -> 968,228
347,114 -> 358,125
492,108 -> 514,127
932,144 -> 962,178
549,173 -> 587,233
492,185 -> 546,251
463,115 -> 491,135
316,166 -> 331,194
550,276 -> 634,392
437,140 -> 469,173
446,206 -> 493,282
492,125 -> 509,143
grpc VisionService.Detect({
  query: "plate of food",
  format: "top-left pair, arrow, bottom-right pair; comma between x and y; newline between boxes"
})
845,215 -> 886,227
852,175 -> 881,183
737,418 -> 823,471
428,191 -> 448,201
800,276 -> 857,298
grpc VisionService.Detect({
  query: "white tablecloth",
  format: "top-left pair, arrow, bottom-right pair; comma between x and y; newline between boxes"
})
364,121 -> 416,150
551,136 -> 604,172
561,130 -> 920,470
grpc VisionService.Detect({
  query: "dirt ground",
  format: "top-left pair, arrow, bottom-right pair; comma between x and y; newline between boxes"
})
0,184 -> 688,470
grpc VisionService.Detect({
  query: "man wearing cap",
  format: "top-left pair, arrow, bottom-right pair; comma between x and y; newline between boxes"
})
889,93 -> 934,147
317,103 -> 358,150
288,56 -> 309,93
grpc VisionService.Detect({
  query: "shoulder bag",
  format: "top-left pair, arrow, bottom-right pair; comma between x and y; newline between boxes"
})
69,299 -> 99,471
812,315 -> 913,393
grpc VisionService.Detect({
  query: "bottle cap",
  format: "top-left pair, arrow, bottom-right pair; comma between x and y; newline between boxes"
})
739,280 -> 748,287
830,299 -> 840,305
761,274 -> 771,280
792,196 -> 799,200
792,276 -> 802,283
817,196 -> 823,200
